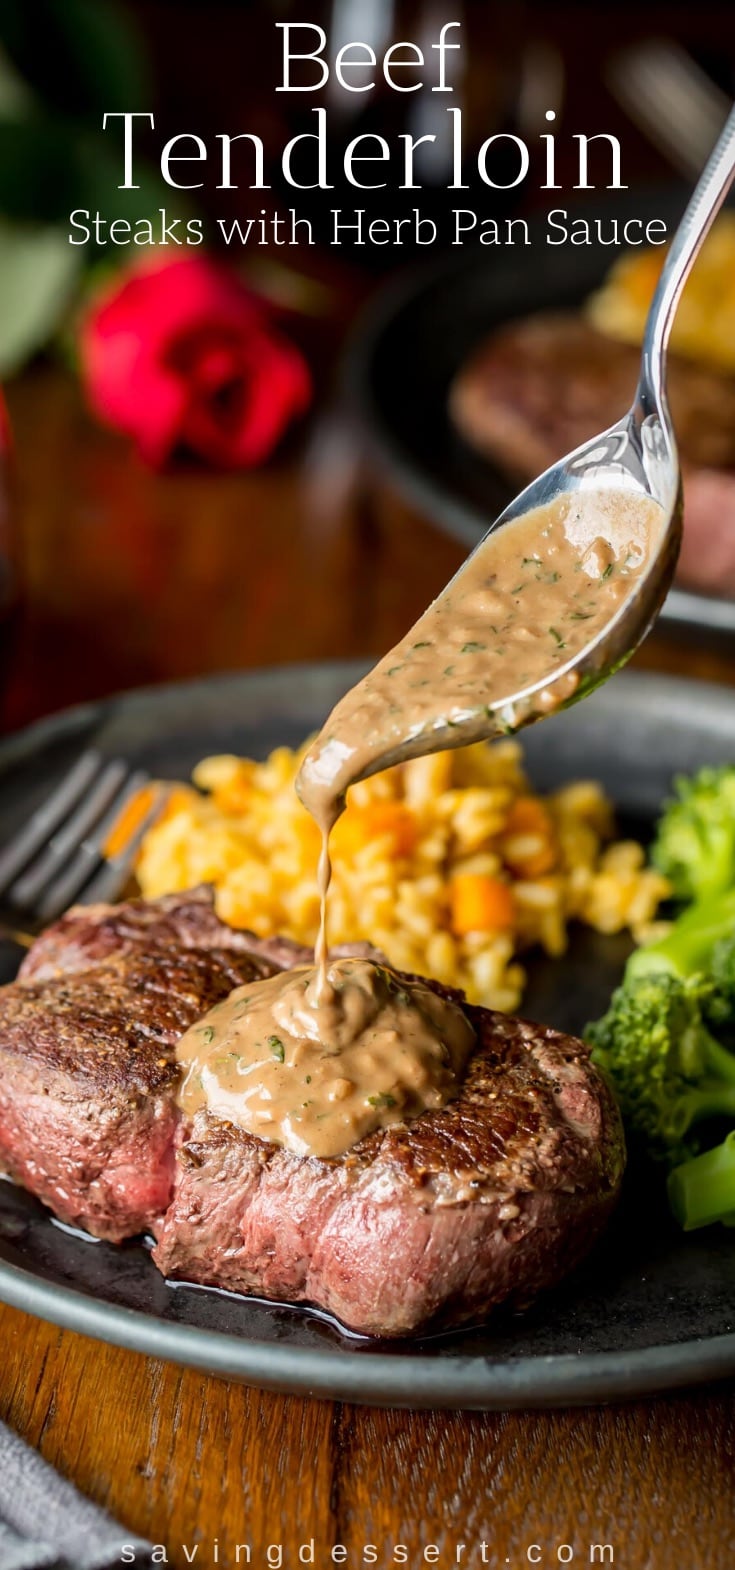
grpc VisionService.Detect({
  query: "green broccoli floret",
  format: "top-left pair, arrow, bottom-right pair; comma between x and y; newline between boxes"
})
590,786 -> 735,1230
626,887 -> 735,985
651,765 -> 735,902
665,916 -> 735,1228
668,1132 -> 735,1230
587,971 -> 735,1167
710,932 -> 735,992
705,933 -> 735,1025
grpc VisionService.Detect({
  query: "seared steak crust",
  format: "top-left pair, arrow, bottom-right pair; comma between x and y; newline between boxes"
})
19,885 -> 312,983
154,1007 -> 625,1337
0,890 -> 625,1334
0,891 -> 283,1240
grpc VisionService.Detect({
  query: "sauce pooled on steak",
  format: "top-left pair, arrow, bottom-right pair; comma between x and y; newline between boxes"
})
176,956 -> 476,1158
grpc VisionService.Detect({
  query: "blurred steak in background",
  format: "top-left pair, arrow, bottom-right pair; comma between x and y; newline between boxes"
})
450,311 -> 735,598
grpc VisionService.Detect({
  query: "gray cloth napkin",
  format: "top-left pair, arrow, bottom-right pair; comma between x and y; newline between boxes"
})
0,1420 -> 153,1570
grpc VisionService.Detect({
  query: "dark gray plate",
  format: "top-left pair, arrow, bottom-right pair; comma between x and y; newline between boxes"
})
1,662 -> 735,1409
347,190 -> 735,637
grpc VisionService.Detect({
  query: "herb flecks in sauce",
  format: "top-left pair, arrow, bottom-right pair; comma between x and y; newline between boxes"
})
176,959 -> 475,1159
297,486 -> 664,998
299,486 -> 663,826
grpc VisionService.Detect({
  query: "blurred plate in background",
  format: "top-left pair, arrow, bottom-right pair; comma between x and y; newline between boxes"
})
347,188 -> 735,636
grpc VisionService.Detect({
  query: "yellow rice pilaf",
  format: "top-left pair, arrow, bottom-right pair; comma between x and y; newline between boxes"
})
135,738 -> 670,1012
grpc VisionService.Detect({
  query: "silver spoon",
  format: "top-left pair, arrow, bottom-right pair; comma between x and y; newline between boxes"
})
463,99 -> 735,737
299,106 -> 735,812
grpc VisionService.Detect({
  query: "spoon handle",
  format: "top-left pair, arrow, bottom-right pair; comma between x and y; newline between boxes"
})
640,102 -> 735,401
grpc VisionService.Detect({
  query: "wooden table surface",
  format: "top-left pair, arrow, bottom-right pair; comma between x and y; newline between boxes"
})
2,366 -> 735,1569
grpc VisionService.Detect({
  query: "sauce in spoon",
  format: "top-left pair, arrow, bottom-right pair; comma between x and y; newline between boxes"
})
297,485 -> 665,985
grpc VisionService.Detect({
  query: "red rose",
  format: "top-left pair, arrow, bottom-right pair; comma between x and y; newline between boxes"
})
80,256 -> 312,468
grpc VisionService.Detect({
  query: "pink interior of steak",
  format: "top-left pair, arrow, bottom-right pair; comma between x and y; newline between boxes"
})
0,888 -> 625,1335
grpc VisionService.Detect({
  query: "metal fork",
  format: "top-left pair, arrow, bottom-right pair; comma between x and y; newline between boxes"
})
0,750 -> 167,944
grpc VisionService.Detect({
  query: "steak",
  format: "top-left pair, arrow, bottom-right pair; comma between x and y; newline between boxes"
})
450,312 -> 735,597
0,889 -> 625,1336
18,885 -> 313,983
0,889 -> 294,1240
154,1006 -> 624,1336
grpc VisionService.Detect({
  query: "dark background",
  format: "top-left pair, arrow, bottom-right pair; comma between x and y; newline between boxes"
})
1,0 -> 735,730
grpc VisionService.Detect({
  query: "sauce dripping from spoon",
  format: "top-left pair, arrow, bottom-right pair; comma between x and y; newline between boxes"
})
175,485 -> 663,1158
297,486 -> 664,977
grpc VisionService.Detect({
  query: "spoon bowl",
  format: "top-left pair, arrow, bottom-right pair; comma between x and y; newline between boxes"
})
365,103 -> 735,767
298,105 -> 735,819
444,390 -> 683,742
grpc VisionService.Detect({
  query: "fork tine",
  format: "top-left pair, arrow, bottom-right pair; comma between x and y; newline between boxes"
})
10,758 -> 129,910
34,769 -> 153,924
76,784 -> 169,909
0,751 -> 104,896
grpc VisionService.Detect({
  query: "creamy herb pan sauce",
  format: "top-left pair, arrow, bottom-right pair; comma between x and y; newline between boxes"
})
176,956 -> 475,1158
297,487 -> 664,841
178,486 -> 663,1158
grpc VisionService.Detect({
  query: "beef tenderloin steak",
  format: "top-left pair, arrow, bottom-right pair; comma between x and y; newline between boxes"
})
450,312 -> 735,477
18,885 -> 313,983
0,889 -> 289,1241
154,1005 -> 625,1337
0,888 -> 625,1333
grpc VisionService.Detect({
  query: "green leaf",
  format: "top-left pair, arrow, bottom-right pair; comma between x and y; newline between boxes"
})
73,133 -> 179,235
0,119 -> 172,235
0,221 -> 80,374
0,0 -> 149,118
0,120 -> 77,223
0,41 -> 35,118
